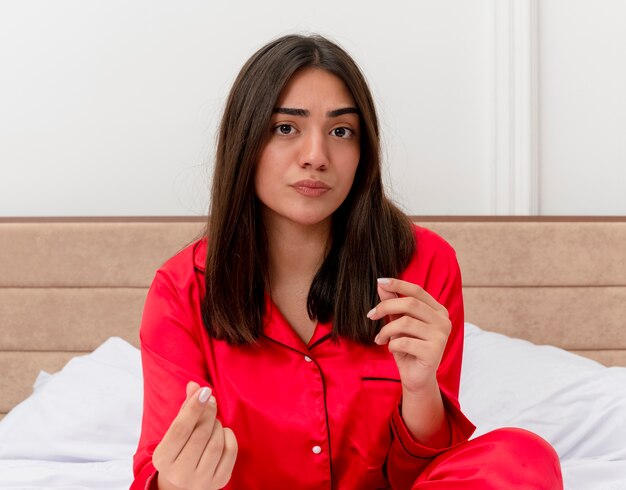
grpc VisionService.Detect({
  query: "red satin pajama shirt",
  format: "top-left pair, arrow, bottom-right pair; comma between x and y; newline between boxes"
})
132,226 -> 477,489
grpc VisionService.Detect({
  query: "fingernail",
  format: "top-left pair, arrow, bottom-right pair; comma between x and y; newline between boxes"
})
374,334 -> 382,345
366,307 -> 376,319
198,387 -> 211,403
377,278 -> 391,284
208,395 -> 217,405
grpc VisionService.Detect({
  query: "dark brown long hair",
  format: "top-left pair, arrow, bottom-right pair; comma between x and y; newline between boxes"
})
202,34 -> 415,345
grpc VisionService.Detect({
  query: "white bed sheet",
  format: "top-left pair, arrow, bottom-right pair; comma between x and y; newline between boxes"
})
0,324 -> 625,490
461,324 -> 626,490
0,459 -> 132,490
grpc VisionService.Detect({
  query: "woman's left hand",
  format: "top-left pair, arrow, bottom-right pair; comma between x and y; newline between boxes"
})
367,278 -> 452,395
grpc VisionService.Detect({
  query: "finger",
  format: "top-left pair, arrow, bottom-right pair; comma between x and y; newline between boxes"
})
172,405 -> 219,473
377,284 -> 397,302
377,278 -> 448,315
153,386 -> 216,467
185,382 -> 215,430
196,419 -> 226,478
387,336 -> 444,367
186,381 -> 200,400
376,285 -> 399,323
173,381 -> 203,415
208,427 -> 238,489
375,316 -> 450,346
368,296 -> 443,325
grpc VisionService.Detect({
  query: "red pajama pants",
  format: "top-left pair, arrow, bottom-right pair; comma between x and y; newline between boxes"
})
411,428 -> 564,489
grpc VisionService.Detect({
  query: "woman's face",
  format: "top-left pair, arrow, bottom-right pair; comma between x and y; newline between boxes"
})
254,68 -> 360,232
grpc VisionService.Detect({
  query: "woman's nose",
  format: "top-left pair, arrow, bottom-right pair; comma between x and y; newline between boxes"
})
300,131 -> 329,170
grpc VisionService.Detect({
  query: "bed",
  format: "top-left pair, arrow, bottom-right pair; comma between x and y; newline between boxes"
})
0,217 -> 625,489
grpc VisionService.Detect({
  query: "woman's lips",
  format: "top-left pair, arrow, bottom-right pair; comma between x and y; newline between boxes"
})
290,180 -> 331,197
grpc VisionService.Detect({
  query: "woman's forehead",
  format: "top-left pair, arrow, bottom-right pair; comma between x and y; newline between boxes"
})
275,68 -> 356,110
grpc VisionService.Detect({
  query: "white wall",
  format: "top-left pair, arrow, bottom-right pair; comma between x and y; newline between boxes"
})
539,0 -> 626,215
0,0 -> 624,217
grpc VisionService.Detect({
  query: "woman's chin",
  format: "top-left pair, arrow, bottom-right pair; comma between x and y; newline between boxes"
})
270,212 -> 333,230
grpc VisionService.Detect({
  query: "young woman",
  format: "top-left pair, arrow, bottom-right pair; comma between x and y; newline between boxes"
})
131,34 -> 563,489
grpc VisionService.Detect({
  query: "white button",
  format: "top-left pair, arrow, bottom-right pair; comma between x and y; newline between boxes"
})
304,355 -> 312,362
312,445 -> 322,454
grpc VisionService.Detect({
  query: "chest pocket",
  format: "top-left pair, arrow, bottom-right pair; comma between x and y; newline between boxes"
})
360,358 -> 402,484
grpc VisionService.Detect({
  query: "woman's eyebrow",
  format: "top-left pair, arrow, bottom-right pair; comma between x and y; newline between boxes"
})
326,107 -> 359,118
273,107 -> 309,116
272,107 -> 359,118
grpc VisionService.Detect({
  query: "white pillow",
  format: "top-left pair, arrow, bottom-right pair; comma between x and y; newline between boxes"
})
460,323 -> 626,488
0,337 -> 143,462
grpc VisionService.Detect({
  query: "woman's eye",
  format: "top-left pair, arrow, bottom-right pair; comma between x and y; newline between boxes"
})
274,124 -> 294,135
332,127 -> 353,138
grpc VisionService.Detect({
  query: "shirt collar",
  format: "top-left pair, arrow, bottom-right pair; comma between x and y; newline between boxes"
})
263,294 -> 333,352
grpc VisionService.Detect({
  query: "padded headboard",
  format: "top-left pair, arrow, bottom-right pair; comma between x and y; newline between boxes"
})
1,217 -> 625,420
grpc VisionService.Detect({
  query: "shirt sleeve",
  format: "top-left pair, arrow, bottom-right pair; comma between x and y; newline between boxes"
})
386,245 -> 476,489
131,270 -> 211,490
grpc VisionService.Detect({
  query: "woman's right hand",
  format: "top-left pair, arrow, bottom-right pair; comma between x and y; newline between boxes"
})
152,381 -> 238,490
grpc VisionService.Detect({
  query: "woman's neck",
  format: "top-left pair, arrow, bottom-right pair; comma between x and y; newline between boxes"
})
265,216 -> 330,288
